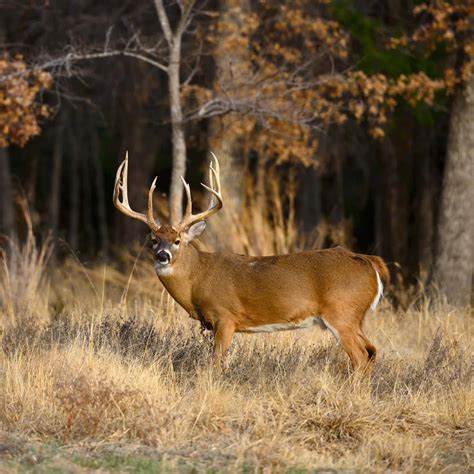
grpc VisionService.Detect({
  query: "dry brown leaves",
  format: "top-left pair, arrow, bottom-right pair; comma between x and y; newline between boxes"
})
0,55 -> 53,148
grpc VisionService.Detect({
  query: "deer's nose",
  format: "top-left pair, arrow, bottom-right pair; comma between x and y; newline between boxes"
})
157,250 -> 171,264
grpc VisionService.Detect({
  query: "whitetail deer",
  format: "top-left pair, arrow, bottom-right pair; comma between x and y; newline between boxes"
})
114,152 -> 389,370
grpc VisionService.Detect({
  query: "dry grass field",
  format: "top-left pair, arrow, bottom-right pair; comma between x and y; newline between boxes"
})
0,220 -> 472,473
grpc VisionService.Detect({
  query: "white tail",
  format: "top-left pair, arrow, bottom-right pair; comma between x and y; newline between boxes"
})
371,270 -> 384,310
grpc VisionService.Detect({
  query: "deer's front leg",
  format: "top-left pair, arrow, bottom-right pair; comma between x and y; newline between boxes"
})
212,318 -> 235,370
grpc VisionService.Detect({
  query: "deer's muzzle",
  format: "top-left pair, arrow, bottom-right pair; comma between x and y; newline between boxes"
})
156,250 -> 171,265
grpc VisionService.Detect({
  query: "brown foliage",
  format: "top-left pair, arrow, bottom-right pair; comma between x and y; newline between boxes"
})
0,55 -> 52,148
388,0 -> 473,93
185,0 -> 473,164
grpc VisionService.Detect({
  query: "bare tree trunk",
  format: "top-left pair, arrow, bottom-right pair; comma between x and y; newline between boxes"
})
208,0 -> 250,215
209,119 -> 246,213
0,148 -> 15,236
153,0 -> 195,225
433,75 -> 474,307
168,45 -> 187,225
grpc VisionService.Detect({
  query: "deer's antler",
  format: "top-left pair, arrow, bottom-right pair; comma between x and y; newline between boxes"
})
177,152 -> 223,231
113,151 -> 160,232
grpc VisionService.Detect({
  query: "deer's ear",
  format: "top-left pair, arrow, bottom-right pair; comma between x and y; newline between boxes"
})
184,221 -> 206,242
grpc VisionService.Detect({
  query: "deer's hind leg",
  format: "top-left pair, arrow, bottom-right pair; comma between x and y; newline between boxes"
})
322,314 -> 376,371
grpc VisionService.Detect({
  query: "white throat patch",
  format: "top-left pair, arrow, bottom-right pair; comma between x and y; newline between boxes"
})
154,261 -> 173,277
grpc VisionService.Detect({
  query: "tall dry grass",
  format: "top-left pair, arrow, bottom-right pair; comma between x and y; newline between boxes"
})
0,196 -> 472,472
0,200 -> 53,327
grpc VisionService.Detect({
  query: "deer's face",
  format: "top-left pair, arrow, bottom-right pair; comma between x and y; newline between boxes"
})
150,222 -> 206,276
114,153 -> 222,277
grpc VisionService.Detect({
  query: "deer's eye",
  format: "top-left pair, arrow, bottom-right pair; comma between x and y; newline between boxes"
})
174,239 -> 180,246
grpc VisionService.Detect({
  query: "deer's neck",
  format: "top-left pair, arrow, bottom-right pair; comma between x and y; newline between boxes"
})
157,243 -> 202,313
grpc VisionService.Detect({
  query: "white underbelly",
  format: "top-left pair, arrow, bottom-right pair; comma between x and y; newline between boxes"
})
238,316 -> 326,333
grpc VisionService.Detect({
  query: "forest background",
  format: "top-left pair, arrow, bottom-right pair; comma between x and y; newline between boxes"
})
0,0 -> 472,306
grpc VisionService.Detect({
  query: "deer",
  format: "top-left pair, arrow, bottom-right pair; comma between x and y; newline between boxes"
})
113,152 -> 390,371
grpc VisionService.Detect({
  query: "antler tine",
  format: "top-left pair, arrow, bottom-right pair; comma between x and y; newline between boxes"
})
147,177 -> 159,230
113,152 -> 160,232
202,152 -> 221,205
207,159 -> 216,206
113,160 -> 125,202
180,176 -> 193,221
176,152 -> 223,231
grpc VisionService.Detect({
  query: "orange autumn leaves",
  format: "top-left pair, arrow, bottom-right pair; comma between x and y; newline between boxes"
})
0,55 -> 53,148
185,0 -> 473,165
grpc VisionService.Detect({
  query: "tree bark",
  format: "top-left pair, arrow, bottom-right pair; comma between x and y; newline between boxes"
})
168,44 -> 187,225
208,0 -> 250,216
153,0 -> 192,225
433,75 -> 474,307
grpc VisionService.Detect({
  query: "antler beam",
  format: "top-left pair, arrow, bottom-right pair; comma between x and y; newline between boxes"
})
113,151 -> 160,232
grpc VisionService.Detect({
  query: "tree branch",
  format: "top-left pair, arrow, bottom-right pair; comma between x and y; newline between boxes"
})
153,0 -> 173,46
122,51 -> 168,72
176,0 -> 197,38
0,48 -> 168,83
